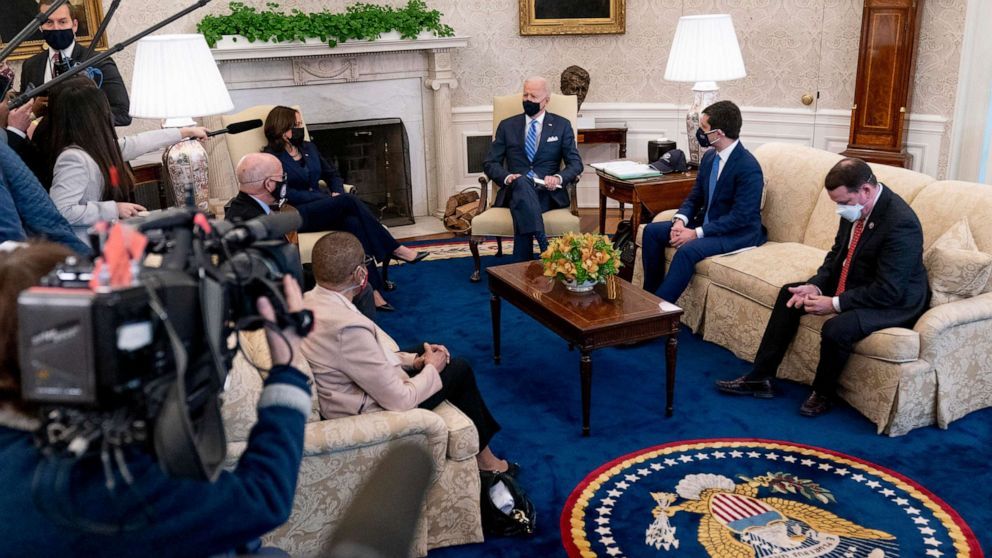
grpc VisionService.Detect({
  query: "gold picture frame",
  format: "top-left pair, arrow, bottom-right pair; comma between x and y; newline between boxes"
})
519,0 -> 625,36
0,0 -> 108,62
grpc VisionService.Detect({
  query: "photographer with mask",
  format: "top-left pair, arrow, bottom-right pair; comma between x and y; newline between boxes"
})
0,242 -> 313,557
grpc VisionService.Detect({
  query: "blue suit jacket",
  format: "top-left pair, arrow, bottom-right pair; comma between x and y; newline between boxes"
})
267,142 -> 346,208
678,143 -> 766,247
484,111 -> 583,209
0,142 -> 89,255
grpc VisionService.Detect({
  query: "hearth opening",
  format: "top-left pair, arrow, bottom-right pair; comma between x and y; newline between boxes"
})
308,118 -> 415,227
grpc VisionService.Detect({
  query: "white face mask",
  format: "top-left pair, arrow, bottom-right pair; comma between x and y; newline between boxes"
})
835,202 -> 864,223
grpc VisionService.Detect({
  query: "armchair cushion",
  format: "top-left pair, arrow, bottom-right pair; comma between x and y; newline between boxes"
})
470,206 -> 580,238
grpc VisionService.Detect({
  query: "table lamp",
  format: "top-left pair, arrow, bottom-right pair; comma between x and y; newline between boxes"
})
664,14 -> 746,166
129,34 -> 233,211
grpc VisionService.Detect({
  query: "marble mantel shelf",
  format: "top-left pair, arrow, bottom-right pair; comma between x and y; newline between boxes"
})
210,35 -> 469,61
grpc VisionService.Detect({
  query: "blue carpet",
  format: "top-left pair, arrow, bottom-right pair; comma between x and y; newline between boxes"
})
376,253 -> 991,557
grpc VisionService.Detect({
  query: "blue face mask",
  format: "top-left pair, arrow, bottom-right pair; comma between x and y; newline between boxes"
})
696,127 -> 719,148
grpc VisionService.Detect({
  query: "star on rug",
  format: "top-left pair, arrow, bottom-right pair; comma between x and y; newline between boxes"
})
562,439 -> 983,558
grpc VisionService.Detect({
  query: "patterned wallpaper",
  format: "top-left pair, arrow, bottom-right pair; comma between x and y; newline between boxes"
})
6,0 -> 967,174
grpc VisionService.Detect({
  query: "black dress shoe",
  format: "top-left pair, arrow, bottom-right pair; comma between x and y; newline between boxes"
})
399,251 -> 429,264
715,375 -> 774,398
799,392 -> 833,417
375,302 -> 396,312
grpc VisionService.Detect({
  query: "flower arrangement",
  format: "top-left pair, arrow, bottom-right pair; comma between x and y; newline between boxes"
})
541,232 -> 621,284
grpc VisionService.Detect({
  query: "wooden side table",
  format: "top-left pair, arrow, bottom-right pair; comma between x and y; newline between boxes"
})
577,127 -> 627,158
596,169 -> 697,279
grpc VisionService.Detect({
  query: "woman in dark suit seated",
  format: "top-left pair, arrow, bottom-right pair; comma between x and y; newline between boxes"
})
263,106 -> 426,311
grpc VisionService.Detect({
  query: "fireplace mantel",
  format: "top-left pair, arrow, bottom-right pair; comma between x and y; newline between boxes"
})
204,35 -> 468,219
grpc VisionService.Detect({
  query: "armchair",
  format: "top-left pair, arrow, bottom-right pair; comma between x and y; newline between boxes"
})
221,331 -> 483,556
469,94 -> 582,282
220,106 -> 398,290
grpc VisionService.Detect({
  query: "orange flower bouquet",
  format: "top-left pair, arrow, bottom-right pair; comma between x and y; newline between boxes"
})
540,232 -> 621,293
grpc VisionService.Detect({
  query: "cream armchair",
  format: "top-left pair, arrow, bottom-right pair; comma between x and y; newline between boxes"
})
469,94 -> 582,281
221,331 -> 483,556
220,106 -> 380,276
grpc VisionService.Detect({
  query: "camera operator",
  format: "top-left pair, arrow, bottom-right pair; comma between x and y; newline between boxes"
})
0,242 -> 312,557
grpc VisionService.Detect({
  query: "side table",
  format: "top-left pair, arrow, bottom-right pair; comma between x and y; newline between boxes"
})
577,128 -> 627,158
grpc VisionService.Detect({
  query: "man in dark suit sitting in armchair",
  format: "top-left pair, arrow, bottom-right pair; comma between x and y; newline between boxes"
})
225,153 -> 287,223
483,76 -> 583,262
715,158 -> 930,417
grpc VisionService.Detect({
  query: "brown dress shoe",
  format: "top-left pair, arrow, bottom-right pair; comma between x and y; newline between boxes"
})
799,392 -> 833,417
715,375 -> 774,398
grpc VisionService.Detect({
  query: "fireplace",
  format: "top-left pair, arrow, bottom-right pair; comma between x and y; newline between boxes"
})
309,118 -> 414,227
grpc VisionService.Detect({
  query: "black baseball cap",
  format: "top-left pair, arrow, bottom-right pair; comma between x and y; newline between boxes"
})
649,149 -> 687,174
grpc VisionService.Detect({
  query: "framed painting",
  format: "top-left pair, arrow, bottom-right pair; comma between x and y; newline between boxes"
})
0,0 -> 108,61
519,0 -> 625,36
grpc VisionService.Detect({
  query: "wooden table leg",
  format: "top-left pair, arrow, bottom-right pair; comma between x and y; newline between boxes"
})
580,349 -> 592,436
665,333 -> 678,417
490,293 -> 501,364
598,185 -> 607,234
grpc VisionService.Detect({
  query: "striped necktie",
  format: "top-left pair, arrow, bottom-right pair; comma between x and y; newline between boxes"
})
835,219 -> 866,295
703,153 -> 720,224
525,119 -> 538,178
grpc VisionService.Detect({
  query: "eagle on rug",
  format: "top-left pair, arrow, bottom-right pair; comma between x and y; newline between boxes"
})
646,473 -> 898,557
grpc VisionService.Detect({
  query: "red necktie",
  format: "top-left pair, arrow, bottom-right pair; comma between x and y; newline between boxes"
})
835,219 -> 865,295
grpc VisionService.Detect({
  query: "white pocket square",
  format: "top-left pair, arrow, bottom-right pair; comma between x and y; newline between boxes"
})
547,136 -> 559,142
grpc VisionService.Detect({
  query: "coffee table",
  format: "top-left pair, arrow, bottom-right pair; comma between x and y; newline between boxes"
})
487,261 -> 683,436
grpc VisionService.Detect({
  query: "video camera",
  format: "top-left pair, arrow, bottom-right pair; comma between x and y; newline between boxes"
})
17,208 -> 310,482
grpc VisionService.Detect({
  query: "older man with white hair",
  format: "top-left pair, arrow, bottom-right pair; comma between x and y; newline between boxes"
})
484,76 -> 583,261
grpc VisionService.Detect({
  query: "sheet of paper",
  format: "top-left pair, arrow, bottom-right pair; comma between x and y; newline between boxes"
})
532,177 -> 561,189
659,300 -> 682,313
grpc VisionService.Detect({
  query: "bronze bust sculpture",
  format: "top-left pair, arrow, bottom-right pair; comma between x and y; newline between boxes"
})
560,65 -> 590,113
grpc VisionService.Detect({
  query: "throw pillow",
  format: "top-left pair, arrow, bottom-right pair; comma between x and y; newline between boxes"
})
924,218 -> 992,306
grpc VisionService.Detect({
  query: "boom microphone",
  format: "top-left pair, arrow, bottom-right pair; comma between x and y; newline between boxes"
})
206,119 -> 263,138
222,212 -> 302,246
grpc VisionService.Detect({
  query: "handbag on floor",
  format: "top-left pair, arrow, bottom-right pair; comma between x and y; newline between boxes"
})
612,219 -> 637,268
479,470 -> 536,536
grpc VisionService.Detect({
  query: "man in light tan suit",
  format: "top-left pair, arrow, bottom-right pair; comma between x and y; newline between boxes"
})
300,231 -> 517,475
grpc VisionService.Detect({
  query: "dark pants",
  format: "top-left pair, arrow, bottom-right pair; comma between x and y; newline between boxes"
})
504,176 -> 563,262
406,347 -> 502,450
642,221 -> 741,303
297,193 -> 400,291
748,282 -> 870,398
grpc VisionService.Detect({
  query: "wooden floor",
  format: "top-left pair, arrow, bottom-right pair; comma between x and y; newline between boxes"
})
398,208 -> 625,243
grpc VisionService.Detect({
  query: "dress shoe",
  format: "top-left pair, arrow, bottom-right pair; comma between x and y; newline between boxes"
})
799,392 -> 833,417
482,462 -> 521,477
399,251 -> 429,264
715,375 -> 774,398
375,302 -> 396,312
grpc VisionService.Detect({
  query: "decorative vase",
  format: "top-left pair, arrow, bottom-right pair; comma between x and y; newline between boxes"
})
563,278 -> 597,294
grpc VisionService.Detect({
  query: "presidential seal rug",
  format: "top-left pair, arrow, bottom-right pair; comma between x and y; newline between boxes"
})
561,439 -> 982,558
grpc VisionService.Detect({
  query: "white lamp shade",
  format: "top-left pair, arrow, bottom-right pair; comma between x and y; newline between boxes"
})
129,34 -> 233,119
664,14 -> 746,83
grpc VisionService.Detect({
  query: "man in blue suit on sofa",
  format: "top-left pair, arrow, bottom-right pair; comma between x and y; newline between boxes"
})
641,100 -> 765,303
484,76 -> 584,261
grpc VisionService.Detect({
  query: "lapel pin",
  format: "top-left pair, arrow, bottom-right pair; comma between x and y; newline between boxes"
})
868,222 -> 875,230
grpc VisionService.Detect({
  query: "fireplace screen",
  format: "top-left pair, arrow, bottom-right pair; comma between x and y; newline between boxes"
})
308,118 -> 414,227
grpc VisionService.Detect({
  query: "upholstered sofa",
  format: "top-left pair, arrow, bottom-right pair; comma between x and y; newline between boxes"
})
633,142 -> 992,436
221,331 -> 484,556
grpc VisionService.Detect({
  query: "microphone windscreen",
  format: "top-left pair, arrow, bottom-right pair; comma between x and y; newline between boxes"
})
323,444 -> 433,558
226,119 -> 263,135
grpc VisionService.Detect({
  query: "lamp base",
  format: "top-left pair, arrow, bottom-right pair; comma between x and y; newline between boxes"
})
685,82 -> 719,166
163,140 -> 210,211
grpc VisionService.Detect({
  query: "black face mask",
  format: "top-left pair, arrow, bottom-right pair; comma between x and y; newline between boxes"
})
268,180 -> 287,208
42,28 -> 75,51
522,100 -> 542,118
289,127 -> 305,147
695,127 -> 713,148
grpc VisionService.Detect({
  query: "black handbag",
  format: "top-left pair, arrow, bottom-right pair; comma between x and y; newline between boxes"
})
612,219 -> 637,268
479,471 -> 536,536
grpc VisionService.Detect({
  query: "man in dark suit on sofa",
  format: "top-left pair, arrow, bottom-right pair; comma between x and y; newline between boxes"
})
641,100 -> 766,304
716,158 -> 930,416
19,1 -> 131,126
483,76 -> 583,261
